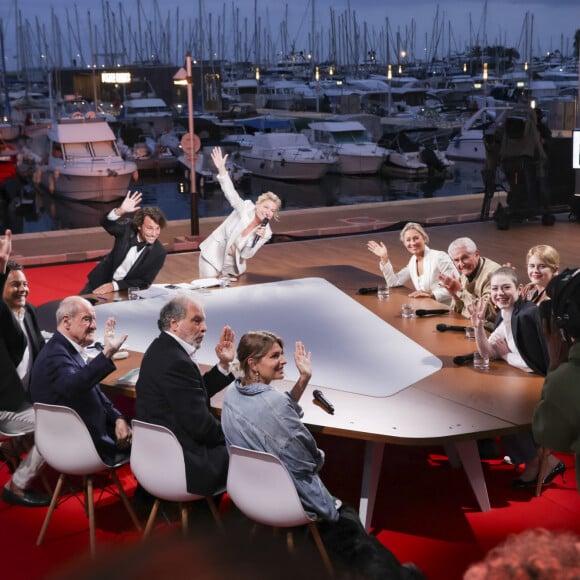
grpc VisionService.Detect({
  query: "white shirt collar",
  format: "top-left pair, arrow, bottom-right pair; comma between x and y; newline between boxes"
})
164,331 -> 198,360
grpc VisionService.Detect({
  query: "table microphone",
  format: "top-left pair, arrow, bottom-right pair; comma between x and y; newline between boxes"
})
88,342 -> 105,351
357,286 -> 379,295
252,218 -> 269,248
415,308 -> 450,317
313,389 -> 335,414
453,353 -> 475,366
436,323 -> 468,332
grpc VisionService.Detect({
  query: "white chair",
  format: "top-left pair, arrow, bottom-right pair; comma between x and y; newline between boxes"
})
33,403 -> 142,557
130,420 -> 223,539
226,445 -> 334,576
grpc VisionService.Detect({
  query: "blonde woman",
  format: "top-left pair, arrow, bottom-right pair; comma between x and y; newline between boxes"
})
367,222 -> 458,305
198,147 -> 281,279
521,244 -> 560,305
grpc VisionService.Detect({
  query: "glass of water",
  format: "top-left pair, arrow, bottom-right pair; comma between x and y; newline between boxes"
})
377,286 -> 390,300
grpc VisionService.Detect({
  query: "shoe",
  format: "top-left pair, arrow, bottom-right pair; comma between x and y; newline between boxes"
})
511,476 -> 537,489
2,486 -> 51,507
543,461 -> 566,485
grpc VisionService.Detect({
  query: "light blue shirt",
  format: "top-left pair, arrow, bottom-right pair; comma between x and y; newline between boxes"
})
221,379 -> 339,521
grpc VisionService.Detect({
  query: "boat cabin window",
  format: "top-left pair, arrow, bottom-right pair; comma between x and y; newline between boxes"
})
63,142 -> 91,158
92,140 -> 118,157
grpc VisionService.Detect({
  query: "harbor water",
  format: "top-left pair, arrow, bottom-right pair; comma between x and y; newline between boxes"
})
5,159 -> 486,235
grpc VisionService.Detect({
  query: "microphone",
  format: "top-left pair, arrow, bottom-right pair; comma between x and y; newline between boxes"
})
453,353 -> 475,366
436,323 -> 469,332
88,342 -> 105,351
313,389 -> 335,415
415,308 -> 450,317
357,286 -> 379,295
252,218 -> 269,248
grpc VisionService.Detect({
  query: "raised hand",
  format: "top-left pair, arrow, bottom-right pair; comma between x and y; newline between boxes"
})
215,325 -> 236,368
0,229 -> 12,273
103,317 -> 128,357
118,190 -> 143,216
367,240 -> 388,262
467,297 -> 488,328
210,146 -> 229,176
294,341 -> 312,380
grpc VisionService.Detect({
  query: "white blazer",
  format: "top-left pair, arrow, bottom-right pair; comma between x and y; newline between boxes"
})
199,173 -> 272,275
379,246 -> 458,305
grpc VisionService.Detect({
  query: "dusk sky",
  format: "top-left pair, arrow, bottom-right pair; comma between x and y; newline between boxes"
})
2,0 -> 579,69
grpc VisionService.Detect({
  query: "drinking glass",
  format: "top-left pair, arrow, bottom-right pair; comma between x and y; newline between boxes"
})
473,352 -> 490,370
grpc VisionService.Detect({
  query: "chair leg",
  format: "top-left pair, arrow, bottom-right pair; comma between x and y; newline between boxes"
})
109,469 -> 142,532
142,499 -> 161,540
205,497 -> 224,533
535,447 -> 551,497
86,476 -> 96,558
308,522 -> 335,577
37,473 -> 65,546
180,503 -> 189,536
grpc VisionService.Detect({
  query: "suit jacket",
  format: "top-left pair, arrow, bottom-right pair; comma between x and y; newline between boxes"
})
135,332 -> 233,495
0,268 -> 45,411
83,213 -> 166,292
452,256 -> 501,330
29,331 -> 123,464
199,173 -> 272,276
379,246 -> 458,305
493,297 -> 549,376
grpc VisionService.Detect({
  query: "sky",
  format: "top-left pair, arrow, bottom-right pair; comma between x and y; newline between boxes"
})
2,0 -> 579,70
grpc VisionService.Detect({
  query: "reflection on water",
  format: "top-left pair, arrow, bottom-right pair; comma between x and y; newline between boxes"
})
2,160 -> 485,234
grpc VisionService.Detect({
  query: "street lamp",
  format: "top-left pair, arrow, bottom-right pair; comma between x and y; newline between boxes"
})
387,64 -> 392,116
315,66 -> 320,113
173,51 -> 198,236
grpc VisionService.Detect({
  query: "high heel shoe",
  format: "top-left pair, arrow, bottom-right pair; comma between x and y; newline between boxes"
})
542,461 -> 566,485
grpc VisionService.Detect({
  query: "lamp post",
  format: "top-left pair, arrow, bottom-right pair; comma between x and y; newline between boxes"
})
315,66 -> 320,113
387,64 -> 392,117
174,52 -> 198,235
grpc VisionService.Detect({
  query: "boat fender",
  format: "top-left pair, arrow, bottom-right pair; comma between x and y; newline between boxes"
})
425,82 -> 430,89
48,174 -> 55,193
33,168 -> 42,184
72,111 -> 83,119
85,111 -> 97,119
133,170 -> 139,181
54,169 -> 60,180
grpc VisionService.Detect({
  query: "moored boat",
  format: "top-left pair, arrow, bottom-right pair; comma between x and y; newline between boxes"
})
239,132 -> 336,180
37,115 -> 137,202
305,121 -> 389,175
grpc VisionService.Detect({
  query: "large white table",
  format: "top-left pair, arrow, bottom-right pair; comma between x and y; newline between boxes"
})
92,274 -> 543,531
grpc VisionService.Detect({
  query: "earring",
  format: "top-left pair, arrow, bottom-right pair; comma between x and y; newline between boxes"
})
254,370 -> 260,382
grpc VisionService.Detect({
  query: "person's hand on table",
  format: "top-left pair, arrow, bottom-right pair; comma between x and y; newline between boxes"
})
92,282 -> 115,295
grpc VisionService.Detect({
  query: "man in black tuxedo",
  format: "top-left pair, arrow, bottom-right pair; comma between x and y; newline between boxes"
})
80,191 -> 167,295
135,295 -> 235,496
0,230 -> 50,507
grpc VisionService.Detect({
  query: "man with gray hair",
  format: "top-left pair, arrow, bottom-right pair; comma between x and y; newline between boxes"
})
29,295 -> 132,464
438,237 -> 500,330
135,295 -> 235,496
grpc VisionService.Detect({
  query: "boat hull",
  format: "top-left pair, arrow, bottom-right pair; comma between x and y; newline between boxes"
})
239,154 -> 331,180
333,153 -> 386,175
40,162 -> 136,202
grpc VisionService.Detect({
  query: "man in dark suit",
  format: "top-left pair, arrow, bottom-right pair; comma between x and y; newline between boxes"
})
0,230 -> 50,507
29,295 -> 132,464
135,295 -> 235,496
80,191 -> 167,295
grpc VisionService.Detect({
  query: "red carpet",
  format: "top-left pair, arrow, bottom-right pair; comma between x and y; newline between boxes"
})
4,262 -> 580,579
25,261 -> 98,303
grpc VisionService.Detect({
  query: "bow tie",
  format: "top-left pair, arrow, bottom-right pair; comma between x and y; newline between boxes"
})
131,239 -> 148,251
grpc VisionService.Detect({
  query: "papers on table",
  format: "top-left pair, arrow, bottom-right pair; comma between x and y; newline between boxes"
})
189,277 -> 221,289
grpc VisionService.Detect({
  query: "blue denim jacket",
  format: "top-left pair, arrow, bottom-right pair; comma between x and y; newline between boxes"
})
221,379 -> 339,522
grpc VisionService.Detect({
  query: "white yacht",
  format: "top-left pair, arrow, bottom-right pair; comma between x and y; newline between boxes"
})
239,132 -> 336,180
305,121 -> 389,175
38,115 -> 137,202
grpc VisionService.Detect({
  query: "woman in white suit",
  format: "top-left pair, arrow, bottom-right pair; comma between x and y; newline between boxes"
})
367,222 -> 458,305
198,147 -> 281,278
